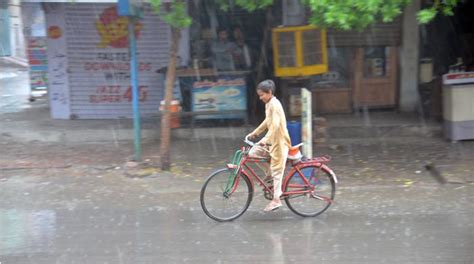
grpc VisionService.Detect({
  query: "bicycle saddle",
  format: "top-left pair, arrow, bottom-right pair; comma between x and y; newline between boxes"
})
288,143 -> 304,160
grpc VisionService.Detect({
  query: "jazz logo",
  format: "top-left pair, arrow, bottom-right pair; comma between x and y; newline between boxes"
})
96,6 -> 142,48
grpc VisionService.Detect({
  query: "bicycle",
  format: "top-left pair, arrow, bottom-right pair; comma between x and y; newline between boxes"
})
200,136 -> 338,221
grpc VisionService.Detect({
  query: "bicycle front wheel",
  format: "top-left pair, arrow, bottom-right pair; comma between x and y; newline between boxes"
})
284,165 -> 336,217
200,168 -> 253,222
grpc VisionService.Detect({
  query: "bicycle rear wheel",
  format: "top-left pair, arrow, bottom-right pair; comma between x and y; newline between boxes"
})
284,165 -> 335,217
200,168 -> 253,222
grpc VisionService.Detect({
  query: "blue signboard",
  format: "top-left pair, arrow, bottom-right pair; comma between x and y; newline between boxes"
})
192,78 -> 247,120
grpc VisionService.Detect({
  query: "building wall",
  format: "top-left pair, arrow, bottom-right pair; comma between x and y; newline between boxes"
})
7,0 -> 26,58
400,0 -> 421,112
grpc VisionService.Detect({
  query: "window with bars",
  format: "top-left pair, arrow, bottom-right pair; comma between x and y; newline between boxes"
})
272,25 -> 328,77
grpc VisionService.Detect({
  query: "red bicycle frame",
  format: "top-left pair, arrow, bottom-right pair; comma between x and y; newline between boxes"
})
233,149 -> 336,200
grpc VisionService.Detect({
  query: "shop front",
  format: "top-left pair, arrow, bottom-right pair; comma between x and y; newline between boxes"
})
39,1 -> 402,121
36,0 -> 267,121
42,2 -> 171,119
325,21 -> 401,113
281,19 -> 402,117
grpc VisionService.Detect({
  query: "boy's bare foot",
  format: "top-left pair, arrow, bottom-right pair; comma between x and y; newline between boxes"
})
264,200 -> 282,212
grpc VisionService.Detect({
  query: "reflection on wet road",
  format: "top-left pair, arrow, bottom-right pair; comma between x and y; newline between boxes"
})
0,210 -> 56,256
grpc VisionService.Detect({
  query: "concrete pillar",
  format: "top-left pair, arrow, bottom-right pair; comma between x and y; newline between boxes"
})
399,0 -> 421,112
282,0 -> 305,26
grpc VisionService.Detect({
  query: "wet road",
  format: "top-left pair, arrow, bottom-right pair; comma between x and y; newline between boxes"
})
0,171 -> 472,263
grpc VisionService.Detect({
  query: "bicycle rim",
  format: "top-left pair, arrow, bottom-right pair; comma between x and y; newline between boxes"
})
284,165 -> 335,217
200,168 -> 253,222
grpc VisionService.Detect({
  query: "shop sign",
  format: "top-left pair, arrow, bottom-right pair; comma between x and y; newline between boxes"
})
192,79 -> 247,120
443,72 -> 474,85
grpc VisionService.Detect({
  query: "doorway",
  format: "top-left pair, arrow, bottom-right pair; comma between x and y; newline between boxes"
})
353,46 -> 398,108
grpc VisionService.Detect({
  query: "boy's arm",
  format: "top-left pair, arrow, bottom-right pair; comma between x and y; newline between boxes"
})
251,118 -> 267,137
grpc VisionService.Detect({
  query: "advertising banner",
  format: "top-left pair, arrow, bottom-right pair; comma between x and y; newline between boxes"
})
192,78 -> 247,120
28,37 -> 48,91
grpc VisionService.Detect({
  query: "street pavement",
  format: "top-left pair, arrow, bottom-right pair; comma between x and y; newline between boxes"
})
0,162 -> 472,263
1,61 -> 473,263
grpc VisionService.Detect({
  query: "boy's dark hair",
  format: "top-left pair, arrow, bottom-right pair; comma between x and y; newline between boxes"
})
257,79 -> 275,94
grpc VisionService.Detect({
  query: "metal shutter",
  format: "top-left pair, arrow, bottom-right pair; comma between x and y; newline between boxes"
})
65,3 -> 170,119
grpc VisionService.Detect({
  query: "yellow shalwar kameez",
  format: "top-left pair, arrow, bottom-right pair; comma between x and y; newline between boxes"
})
250,96 -> 292,199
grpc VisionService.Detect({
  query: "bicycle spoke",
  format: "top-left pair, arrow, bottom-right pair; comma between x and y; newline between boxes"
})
311,193 -> 333,203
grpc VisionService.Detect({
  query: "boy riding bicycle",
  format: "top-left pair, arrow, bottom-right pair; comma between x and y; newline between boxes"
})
247,80 -> 292,212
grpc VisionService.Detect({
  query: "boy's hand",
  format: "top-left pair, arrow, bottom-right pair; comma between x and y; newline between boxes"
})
246,133 -> 256,140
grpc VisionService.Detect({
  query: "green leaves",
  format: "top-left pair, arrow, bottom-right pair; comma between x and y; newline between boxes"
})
303,0 -> 412,31
149,0 -> 162,14
235,0 -> 274,11
417,8 -> 437,24
163,1 -> 192,28
416,0 -> 459,24
304,0 -> 460,30
441,6 -> 454,16
148,0 -> 192,29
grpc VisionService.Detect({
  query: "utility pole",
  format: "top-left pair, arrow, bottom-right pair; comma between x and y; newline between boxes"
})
118,0 -> 142,161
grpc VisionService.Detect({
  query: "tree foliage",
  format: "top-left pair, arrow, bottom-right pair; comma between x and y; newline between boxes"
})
302,0 -> 413,30
149,0 -> 191,29
417,0 -> 460,24
215,0 -> 460,30
215,0 -> 274,11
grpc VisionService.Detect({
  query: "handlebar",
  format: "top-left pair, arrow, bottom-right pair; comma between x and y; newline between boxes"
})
244,135 -> 255,147
244,135 -> 271,154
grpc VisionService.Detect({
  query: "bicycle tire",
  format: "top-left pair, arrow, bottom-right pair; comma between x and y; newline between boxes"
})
200,168 -> 253,222
284,165 -> 336,217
